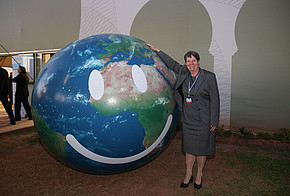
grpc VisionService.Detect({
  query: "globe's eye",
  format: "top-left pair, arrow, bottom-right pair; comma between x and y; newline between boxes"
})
132,65 -> 147,93
88,70 -> 104,100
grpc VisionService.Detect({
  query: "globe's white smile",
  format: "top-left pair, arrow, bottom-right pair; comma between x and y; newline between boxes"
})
66,114 -> 172,164
66,65 -> 173,164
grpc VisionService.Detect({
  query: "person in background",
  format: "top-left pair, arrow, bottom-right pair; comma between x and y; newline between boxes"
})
147,43 -> 220,190
12,66 -> 32,121
0,66 -> 15,125
8,72 -> 13,104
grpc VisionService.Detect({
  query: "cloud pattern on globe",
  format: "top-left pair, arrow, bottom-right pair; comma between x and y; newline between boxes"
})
32,34 -> 179,174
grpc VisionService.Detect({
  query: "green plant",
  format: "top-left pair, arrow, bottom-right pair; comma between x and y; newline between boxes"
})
239,127 -> 254,139
216,125 -> 232,137
216,125 -> 225,136
272,128 -> 290,143
223,130 -> 232,137
256,131 -> 272,140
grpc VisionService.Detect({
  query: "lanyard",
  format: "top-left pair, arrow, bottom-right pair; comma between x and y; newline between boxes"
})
188,70 -> 200,97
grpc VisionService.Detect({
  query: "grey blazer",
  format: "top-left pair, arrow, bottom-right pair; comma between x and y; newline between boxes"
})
157,51 -> 220,126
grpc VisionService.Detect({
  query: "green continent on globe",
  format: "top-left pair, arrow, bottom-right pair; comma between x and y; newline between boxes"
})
88,35 -> 176,149
32,109 -> 68,161
91,86 -> 175,148
97,34 -> 154,67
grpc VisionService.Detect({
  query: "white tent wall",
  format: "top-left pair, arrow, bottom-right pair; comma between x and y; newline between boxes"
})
0,0 -> 80,53
232,0 -> 290,131
1,0 -> 289,132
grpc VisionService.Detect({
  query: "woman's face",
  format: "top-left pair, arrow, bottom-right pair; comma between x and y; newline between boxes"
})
186,55 -> 200,74
18,67 -> 21,73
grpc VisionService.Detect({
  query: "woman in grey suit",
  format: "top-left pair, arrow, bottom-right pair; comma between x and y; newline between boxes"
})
147,44 -> 220,190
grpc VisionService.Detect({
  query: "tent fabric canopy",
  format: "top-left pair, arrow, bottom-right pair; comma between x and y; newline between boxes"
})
1,0 -> 289,132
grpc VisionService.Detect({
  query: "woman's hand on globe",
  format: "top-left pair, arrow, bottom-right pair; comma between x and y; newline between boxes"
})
146,43 -> 160,53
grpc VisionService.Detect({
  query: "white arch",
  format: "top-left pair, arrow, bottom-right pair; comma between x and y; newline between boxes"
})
199,0 -> 246,129
79,0 -> 149,38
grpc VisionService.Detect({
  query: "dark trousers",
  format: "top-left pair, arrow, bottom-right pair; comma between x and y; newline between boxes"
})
0,95 -> 15,122
15,95 -> 32,120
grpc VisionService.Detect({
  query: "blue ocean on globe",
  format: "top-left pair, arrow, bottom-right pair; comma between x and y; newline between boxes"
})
32,34 -> 179,174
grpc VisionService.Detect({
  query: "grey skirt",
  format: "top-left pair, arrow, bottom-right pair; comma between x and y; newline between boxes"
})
182,123 -> 216,156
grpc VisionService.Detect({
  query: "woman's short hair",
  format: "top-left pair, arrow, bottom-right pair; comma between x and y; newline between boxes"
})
184,51 -> 200,62
19,66 -> 26,73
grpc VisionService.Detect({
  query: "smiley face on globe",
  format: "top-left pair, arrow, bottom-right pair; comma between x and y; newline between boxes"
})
32,34 -> 179,174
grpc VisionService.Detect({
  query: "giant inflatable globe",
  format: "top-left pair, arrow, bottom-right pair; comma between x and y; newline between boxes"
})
32,34 -> 179,174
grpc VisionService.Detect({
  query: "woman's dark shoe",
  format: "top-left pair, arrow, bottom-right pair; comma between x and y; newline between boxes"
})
10,120 -> 16,125
180,176 -> 193,188
194,178 -> 202,190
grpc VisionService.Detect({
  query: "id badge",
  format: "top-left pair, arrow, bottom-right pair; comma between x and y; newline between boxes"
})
186,97 -> 192,103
